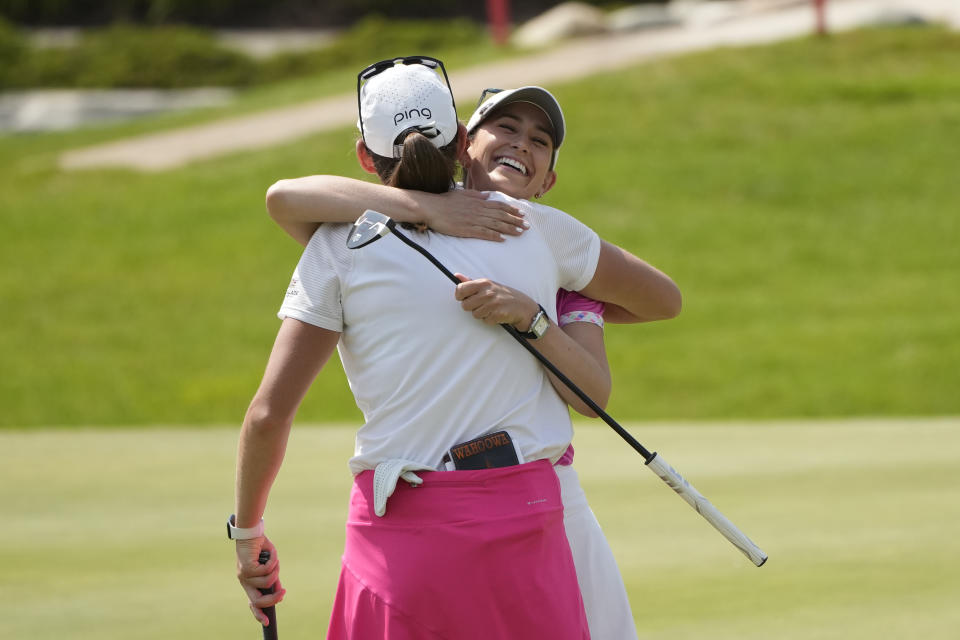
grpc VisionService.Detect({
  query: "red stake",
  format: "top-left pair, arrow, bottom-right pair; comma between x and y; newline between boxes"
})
813,0 -> 828,36
487,0 -> 511,46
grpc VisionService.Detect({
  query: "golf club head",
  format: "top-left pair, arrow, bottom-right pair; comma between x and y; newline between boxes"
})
347,210 -> 395,249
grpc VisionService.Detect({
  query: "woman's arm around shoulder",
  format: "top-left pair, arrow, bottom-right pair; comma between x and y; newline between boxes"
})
266,175 -> 527,247
579,240 -> 682,323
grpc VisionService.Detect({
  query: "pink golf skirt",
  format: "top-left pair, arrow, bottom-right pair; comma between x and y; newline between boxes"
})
326,459 -> 590,640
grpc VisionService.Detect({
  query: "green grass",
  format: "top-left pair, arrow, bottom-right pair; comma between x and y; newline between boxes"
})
5,418 -> 959,638
1,26 -> 959,426
550,27 -> 960,419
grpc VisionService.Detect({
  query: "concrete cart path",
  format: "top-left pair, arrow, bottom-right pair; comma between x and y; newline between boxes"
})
59,0 -> 960,172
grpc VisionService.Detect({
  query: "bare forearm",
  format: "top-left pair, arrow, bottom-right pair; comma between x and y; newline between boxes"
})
602,303 -> 643,324
266,176 -> 428,247
234,318 -> 340,526
266,176 -> 527,246
234,405 -> 292,527
580,240 -> 682,323
536,323 -> 611,417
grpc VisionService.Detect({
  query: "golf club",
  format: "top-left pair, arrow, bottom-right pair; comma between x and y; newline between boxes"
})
258,550 -> 278,640
347,209 -> 768,567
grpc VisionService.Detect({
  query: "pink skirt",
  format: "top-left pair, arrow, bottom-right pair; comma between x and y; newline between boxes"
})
326,459 -> 590,640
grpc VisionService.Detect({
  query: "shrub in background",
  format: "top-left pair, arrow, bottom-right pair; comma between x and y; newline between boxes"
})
259,15 -> 486,83
75,25 -> 257,88
0,15 -> 26,88
0,0 -> 662,28
0,17 -> 486,89
14,25 -> 258,88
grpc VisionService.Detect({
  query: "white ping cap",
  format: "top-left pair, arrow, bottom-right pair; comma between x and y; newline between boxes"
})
357,62 -> 459,159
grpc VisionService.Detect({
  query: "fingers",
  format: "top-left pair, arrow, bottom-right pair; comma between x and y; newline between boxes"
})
480,194 -> 525,221
472,190 -> 525,214
479,208 -> 528,236
454,276 -> 541,327
245,569 -> 280,591
472,226 -> 506,242
250,603 -> 269,626
237,541 -> 277,582
461,213 -> 526,241
238,564 -> 279,594
451,191 -> 526,240
455,281 -> 492,319
455,279 -> 519,325
236,537 -> 286,624
242,575 -> 286,625
247,583 -> 286,625
454,277 -> 489,301
244,578 -> 286,606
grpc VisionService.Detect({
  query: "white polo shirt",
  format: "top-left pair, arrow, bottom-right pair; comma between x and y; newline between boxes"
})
279,192 -> 600,474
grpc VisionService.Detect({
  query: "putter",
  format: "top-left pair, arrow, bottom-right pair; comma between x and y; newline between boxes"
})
347,210 -> 768,567
258,550 -> 278,640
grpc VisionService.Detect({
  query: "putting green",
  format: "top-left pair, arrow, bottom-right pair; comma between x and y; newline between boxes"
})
4,418 -> 958,639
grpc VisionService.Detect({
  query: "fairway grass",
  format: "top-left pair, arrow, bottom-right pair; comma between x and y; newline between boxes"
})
2,26 -> 958,426
5,419 -> 959,639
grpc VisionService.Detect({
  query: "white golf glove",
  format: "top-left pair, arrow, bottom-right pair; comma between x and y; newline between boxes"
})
372,459 -> 434,517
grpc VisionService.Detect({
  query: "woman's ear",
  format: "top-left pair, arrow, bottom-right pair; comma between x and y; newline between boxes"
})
355,139 -> 378,174
456,123 -> 472,168
538,170 -> 558,197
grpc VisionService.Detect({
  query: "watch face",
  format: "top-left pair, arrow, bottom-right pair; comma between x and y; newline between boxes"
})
532,311 -> 549,338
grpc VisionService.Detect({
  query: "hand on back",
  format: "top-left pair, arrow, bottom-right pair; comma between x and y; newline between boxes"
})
424,190 -> 527,241
454,273 -> 539,330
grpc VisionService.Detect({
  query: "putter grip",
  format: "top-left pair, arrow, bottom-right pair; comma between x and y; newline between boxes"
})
646,453 -> 768,567
258,550 -> 278,640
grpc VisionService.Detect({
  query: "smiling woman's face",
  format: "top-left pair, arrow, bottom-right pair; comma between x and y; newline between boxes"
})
463,101 -> 557,200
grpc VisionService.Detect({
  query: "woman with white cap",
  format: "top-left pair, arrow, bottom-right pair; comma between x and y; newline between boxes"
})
266,83 -> 667,638
234,56 -> 594,640
233,56 -> 678,639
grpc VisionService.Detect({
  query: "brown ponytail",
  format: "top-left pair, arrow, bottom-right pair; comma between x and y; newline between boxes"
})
367,130 -> 460,194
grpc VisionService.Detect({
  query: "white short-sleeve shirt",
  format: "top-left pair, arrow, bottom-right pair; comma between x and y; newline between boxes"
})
279,192 -> 601,474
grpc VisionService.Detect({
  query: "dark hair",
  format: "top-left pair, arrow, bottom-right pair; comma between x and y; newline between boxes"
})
366,131 -> 460,194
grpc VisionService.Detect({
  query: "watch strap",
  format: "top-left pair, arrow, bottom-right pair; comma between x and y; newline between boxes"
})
227,514 -> 264,540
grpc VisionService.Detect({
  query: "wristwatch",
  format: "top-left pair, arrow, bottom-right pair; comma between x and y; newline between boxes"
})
519,305 -> 549,340
227,514 -> 264,540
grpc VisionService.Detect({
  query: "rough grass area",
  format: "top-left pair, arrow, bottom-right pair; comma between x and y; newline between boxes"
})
4,419 -> 959,638
1,26 -> 958,426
